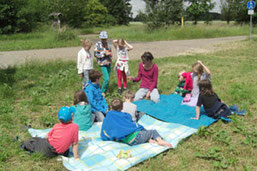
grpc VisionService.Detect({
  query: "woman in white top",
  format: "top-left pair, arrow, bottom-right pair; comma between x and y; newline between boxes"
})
77,39 -> 93,89
113,39 -> 133,94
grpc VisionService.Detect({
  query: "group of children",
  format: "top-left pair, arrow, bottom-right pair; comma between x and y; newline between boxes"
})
22,31 -> 244,159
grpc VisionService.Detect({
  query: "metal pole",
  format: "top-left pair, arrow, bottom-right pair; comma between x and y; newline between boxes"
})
250,15 -> 252,41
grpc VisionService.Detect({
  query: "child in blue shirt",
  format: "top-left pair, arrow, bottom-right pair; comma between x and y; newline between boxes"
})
84,69 -> 108,122
101,99 -> 171,147
72,90 -> 93,131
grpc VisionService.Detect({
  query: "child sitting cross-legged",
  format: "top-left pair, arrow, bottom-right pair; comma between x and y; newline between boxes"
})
22,107 -> 79,159
101,99 -> 172,147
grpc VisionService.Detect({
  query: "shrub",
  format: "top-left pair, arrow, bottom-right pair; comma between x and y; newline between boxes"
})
54,28 -> 77,41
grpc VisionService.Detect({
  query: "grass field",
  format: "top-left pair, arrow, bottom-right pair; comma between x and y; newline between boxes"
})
0,38 -> 256,170
1,22 -> 257,51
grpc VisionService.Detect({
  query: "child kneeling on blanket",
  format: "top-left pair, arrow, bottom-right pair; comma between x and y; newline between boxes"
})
101,99 -> 172,147
22,107 -> 79,159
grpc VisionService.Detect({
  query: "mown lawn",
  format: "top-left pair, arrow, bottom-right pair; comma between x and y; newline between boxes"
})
0,38 -> 256,170
1,22 -> 257,51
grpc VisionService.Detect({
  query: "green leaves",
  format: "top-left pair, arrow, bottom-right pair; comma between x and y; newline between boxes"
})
186,0 -> 215,24
143,0 -> 184,30
196,147 -> 238,169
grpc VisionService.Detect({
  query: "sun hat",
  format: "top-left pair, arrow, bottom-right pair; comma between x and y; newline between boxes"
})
99,31 -> 108,39
58,106 -> 76,123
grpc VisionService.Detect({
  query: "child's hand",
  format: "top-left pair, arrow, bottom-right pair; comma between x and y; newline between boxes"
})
197,60 -> 203,65
179,76 -> 184,81
79,74 -> 83,77
145,92 -> 151,99
74,157 -> 80,161
106,51 -> 112,56
191,117 -> 199,120
128,76 -> 134,81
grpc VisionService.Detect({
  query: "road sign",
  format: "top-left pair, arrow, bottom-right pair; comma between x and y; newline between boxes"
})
248,10 -> 254,15
247,1 -> 256,10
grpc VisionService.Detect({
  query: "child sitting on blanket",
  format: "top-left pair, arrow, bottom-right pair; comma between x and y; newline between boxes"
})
73,90 -> 93,131
121,90 -> 137,121
191,79 -> 232,120
182,60 -> 211,106
22,107 -> 79,159
84,69 -> 108,122
101,99 -> 172,147
174,70 -> 192,97
122,90 -> 144,122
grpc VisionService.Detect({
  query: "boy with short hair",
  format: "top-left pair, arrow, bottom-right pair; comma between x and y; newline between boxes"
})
84,69 -> 108,122
101,99 -> 172,147
122,90 -> 137,122
22,107 -> 79,159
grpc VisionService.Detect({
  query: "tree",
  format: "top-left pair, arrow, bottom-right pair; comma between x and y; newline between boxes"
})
46,0 -> 89,28
0,0 -> 47,34
220,0 -> 236,24
143,0 -> 184,29
99,0 -> 132,25
186,0 -> 215,24
83,0 -> 109,26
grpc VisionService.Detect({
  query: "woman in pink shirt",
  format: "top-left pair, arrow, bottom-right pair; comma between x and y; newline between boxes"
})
128,52 -> 160,103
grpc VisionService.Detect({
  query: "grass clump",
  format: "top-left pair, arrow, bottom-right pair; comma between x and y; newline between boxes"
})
54,28 -> 77,41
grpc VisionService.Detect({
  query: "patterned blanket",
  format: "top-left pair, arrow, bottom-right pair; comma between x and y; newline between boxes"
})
28,94 -> 217,170
29,115 -> 197,170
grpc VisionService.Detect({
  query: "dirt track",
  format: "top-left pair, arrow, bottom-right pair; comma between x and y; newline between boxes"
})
0,36 -> 246,68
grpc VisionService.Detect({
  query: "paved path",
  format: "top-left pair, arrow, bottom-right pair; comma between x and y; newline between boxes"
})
0,36 -> 246,67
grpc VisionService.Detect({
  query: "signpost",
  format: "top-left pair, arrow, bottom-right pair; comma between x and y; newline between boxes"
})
247,1 -> 256,41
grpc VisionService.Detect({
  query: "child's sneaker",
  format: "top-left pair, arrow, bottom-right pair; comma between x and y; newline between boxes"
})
118,89 -> 122,95
229,104 -> 239,112
236,109 -> 246,116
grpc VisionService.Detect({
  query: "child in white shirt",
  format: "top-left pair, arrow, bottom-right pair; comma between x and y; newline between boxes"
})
77,39 -> 93,89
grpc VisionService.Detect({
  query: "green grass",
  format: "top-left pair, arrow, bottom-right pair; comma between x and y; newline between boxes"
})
0,39 -> 257,170
0,26 -> 81,51
1,22 -> 257,51
107,22 -> 257,42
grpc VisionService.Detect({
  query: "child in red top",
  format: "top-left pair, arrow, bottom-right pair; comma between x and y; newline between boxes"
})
22,107 -> 79,159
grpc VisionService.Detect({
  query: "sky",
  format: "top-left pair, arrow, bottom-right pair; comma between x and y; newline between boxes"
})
130,0 -> 222,18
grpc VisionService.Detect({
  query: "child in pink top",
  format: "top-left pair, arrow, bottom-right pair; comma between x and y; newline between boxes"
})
128,52 -> 160,103
22,107 -> 79,159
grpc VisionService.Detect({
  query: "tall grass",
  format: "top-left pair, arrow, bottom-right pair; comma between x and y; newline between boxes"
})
108,22 -> 257,41
1,22 -> 257,51
0,39 -> 256,170
0,26 -> 81,51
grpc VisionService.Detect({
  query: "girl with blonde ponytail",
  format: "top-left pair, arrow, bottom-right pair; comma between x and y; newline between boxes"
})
182,60 -> 211,106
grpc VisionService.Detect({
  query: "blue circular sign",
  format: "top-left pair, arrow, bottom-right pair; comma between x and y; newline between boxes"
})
247,1 -> 256,10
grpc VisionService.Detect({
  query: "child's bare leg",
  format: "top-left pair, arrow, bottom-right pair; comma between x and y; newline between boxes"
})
148,139 -> 158,144
155,137 -> 172,147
